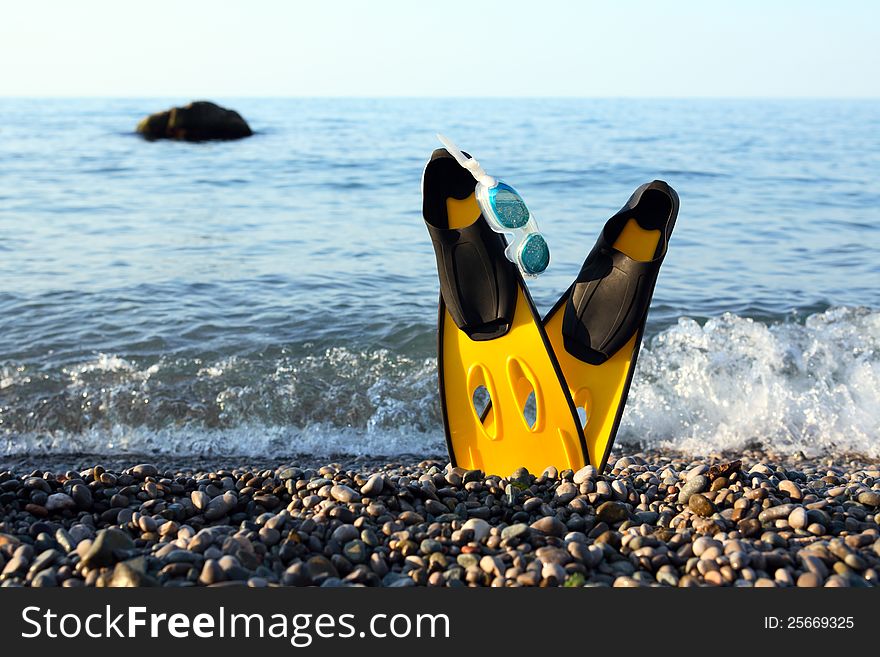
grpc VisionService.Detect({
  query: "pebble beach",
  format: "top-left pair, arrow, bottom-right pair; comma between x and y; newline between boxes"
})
1,450 -> 878,588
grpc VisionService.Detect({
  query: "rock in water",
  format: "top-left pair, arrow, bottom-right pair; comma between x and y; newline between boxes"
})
136,101 -> 253,141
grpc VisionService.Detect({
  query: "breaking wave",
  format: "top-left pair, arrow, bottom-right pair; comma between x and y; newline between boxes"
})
2,307 -> 877,459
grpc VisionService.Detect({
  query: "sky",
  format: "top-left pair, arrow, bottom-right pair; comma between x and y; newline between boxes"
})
1,0 -> 878,97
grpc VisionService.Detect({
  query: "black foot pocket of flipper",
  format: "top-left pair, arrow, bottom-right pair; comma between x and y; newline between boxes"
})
561,180 -> 679,364
422,149 -> 518,341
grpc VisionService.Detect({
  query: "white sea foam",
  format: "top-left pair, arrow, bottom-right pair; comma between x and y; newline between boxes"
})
1,423 -> 446,460
2,308 -> 877,459
624,306 -> 880,456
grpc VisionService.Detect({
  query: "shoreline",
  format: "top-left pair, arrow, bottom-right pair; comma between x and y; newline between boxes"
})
1,449 -> 878,587
3,446 -> 876,477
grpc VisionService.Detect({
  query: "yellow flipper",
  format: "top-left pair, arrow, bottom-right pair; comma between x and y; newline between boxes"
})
542,181 -> 678,471
439,193 -> 588,475
545,220 -> 660,471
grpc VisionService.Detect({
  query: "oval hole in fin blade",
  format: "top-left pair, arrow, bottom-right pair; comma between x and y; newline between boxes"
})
523,390 -> 537,430
467,363 -> 500,440
506,357 -> 543,433
573,387 -> 592,429
472,385 -> 490,419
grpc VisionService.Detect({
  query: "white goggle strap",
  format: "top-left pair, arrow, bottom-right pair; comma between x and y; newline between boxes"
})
436,133 -> 496,188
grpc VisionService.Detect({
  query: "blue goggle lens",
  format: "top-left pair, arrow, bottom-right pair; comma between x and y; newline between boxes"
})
519,233 -> 550,275
489,184 -> 530,229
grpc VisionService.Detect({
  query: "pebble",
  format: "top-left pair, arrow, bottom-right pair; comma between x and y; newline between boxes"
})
462,518 -> 490,543
191,490 -> 209,510
81,529 -> 134,569
610,480 -> 628,500
788,506 -> 808,530
360,474 -> 384,497
32,570 -> 58,587
555,482 -> 577,504
0,450 -> 875,589
109,559 -> 155,587
858,491 -> 880,507
138,516 -> 157,533
204,493 -> 235,521
330,485 -> 361,503
45,493 -> 76,512
331,524 -> 359,544
541,562 -> 565,582
501,523 -> 528,541
693,537 -> 722,556
29,548 -> 61,575
797,571 -> 822,587
70,483 -> 93,508
529,516 -> 565,537
799,554 -> 829,579
199,559 -> 225,585
343,540 -> 366,563
825,575 -> 849,588
595,501 -> 629,524
132,464 -> 159,479
523,497 -> 542,513
573,465 -> 597,485
677,475 -> 708,504
778,480 -> 803,500
758,504 -> 795,522
688,493 -> 716,517
737,518 -> 762,537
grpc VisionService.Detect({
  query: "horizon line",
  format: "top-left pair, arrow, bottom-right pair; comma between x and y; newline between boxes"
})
1,95 -> 878,101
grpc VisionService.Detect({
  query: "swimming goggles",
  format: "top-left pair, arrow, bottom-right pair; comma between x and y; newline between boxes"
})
437,134 -> 550,277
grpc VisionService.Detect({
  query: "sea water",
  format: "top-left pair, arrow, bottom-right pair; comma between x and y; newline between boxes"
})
0,98 -> 877,458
